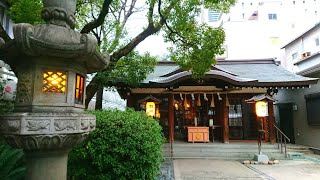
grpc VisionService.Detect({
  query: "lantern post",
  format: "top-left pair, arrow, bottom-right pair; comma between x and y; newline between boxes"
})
246,94 -> 276,162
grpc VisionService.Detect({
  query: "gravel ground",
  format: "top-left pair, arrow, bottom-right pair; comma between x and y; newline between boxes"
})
156,158 -> 175,180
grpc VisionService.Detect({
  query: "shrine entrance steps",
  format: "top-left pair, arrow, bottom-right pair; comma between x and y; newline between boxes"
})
162,142 -> 315,160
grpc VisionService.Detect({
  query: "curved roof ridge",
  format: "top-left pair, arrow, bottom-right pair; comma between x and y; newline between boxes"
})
148,70 -> 257,85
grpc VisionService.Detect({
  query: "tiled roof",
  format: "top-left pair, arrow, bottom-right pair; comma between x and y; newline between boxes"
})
141,59 -> 317,87
217,63 -> 311,83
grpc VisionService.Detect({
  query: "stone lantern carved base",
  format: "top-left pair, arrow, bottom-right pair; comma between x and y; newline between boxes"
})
0,112 -> 95,180
0,112 -> 96,136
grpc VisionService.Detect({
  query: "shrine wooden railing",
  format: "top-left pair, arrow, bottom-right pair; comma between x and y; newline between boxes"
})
274,124 -> 291,158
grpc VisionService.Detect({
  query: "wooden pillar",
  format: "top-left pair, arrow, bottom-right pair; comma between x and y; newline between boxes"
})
268,102 -> 276,144
222,95 -> 229,143
126,92 -> 134,108
168,94 -> 174,142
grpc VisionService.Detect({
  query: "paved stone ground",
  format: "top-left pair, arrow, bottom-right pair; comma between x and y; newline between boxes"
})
173,157 -> 320,180
249,159 -> 320,180
174,159 -> 262,180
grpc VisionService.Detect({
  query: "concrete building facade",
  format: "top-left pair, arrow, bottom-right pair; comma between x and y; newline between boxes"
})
201,0 -> 320,60
277,22 -> 320,148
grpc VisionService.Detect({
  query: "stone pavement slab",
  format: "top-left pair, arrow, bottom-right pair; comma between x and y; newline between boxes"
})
173,159 -> 262,180
174,158 -> 320,180
249,159 -> 320,180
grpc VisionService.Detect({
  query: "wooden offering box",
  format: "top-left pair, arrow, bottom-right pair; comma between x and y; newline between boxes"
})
187,127 -> 209,143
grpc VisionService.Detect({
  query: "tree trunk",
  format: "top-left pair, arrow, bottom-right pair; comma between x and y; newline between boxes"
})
85,76 -> 99,109
95,86 -> 103,110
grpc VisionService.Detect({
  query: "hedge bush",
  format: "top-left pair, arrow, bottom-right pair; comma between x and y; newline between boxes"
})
68,109 -> 165,180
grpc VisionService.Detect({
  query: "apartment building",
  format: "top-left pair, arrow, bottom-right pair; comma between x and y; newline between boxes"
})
276,22 -> 320,148
201,0 -> 320,60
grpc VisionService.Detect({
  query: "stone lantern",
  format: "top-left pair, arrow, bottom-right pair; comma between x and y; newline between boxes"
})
246,94 -> 276,162
0,0 -> 109,179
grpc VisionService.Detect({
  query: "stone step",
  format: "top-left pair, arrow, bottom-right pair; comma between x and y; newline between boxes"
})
163,152 -> 288,160
161,143 -> 308,160
163,148 -> 281,153
163,143 -> 278,149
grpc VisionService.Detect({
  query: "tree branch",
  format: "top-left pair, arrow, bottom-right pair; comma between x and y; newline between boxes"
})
110,23 -> 161,62
80,0 -> 113,34
158,0 -> 193,46
107,0 -> 138,53
109,0 -> 162,61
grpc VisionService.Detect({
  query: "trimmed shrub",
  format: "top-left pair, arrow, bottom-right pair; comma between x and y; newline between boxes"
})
68,109 -> 165,179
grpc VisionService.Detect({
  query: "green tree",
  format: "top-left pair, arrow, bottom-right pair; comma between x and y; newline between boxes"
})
0,0 -> 236,108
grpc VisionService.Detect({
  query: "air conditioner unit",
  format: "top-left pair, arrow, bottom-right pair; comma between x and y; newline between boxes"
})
301,52 -> 311,59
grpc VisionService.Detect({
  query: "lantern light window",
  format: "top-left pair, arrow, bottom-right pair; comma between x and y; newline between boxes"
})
43,70 -> 67,94
75,74 -> 85,104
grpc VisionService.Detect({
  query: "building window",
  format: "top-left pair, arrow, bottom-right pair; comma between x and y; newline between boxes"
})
305,93 -> 320,126
292,52 -> 298,60
208,10 -> 221,22
43,71 -> 67,94
316,37 -> 319,46
293,1 -> 295,5
75,74 -> 85,104
268,13 -> 277,20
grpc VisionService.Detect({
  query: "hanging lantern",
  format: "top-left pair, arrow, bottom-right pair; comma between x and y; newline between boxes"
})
255,101 -> 268,117
226,94 -> 230,107
197,94 -> 201,106
210,94 -> 215,108
146,101 -> 156,117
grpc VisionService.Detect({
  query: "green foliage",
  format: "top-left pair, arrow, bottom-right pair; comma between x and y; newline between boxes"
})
0,100 -> 14,114
97,52 -> 157,87
162,0 -> 231,78
0,80 -> 14,115
68,109 -> 165,180
204,0 -> 237,12
7,0 -> 43,24
0,139 -> 26,180
76,0 -> 130,53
